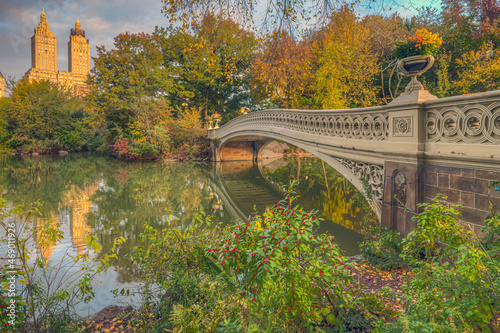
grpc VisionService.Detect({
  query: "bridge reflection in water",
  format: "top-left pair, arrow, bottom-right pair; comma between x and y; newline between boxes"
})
209,158 -> 367,255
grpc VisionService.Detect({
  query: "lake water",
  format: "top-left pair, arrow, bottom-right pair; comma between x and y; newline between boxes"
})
0,153 -> 375,316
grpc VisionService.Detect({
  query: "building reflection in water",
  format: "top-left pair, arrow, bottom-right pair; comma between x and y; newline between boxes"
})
34,182 -> 99,260
66,183 -> 98,255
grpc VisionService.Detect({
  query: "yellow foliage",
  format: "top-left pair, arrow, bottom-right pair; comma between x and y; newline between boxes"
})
251,31 -> 315,108
315,7 -> 380,109
175,106 -> 204,143
454,42 -> 500,94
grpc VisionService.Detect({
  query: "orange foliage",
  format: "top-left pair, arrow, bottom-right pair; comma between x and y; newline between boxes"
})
250,32 -> 315,109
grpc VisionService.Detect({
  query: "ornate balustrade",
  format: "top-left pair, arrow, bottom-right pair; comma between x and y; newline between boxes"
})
424,91 -> 500,145
218,108 -> 390,141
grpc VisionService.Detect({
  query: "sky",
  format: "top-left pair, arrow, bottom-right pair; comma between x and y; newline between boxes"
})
0,0 -> 168,80
0,0 -> 436,82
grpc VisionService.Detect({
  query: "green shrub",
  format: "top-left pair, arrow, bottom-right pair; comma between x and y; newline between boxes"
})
124,213 -> 242,332
209,184 -> 390,331
116,184 -> 391,332
383,194 -> 500,332
360,226 -> 404,271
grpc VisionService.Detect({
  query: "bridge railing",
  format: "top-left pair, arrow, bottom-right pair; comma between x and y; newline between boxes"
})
210,90 -> 500,166
424,90 -> 500,145
212,106 -> 391,142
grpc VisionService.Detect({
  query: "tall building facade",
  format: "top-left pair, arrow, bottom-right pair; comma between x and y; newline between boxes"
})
0,72 -> 5,98
25,9 -> 90,95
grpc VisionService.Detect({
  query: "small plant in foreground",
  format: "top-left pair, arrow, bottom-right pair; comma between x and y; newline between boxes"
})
360,226 -> 404,271
0,199 -> 104,333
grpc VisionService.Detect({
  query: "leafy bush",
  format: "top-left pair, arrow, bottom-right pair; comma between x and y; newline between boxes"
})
210,188 -> 357,329
360,226 -> 404,271
381,194 -> 500,332
173,106 -> 205,146
110,137 -> 160,160
209,185 -> 390,330
402,194 -> 469,262
115,184 -> 391,332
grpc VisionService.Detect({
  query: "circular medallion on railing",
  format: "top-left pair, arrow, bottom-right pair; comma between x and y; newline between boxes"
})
362,117 -> 372,138
344,117 -> 353,137
426,117 -> 437,135
464,112 -> 482,136
373,117 -> 384,138
442,114 -> 458,136
493,111 -> 500,136
335,117 -> 343,135
352,117 -> 362,138
395,118 -> 410,133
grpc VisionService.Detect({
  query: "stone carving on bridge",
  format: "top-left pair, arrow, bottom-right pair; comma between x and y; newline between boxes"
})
393,116 -> 412,136
242,111 -> 389,141
426,102 -> 500,144
393,171 -> 407,207
332,157 -> 384,202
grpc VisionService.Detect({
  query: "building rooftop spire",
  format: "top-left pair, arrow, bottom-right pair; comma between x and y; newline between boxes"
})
71,16 -> 85,37
38,8 -> 49,29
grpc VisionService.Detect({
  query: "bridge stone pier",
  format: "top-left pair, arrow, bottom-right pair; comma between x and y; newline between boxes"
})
208,90 -> 500,236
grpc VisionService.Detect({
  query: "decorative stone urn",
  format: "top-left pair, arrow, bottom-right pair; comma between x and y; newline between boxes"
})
208,120 -> 213,130
214,119 -> 220,129
391,55 -> 437,104
398,55 -> 434,92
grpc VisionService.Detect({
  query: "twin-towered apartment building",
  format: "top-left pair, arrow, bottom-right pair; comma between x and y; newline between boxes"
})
0,9 -> 91,97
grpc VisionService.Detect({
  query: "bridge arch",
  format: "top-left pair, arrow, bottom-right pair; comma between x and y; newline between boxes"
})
215,131 -> 384,217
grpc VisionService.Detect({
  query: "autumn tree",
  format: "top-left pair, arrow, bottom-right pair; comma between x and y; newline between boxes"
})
453,42 -> 500,93
0,79 -> 98,151
89,32 -> 173,155
442,0 -> 500,52
362,14 -> 414,103
314,7 -> 379,109
156,13 -> 256,118
251,32 -> 315,109
410,1 -> 500,97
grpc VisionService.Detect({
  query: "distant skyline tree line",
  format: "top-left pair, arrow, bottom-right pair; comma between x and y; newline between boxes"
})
0,0 -> 499,159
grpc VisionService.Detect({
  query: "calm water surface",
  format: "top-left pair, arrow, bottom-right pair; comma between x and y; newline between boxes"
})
0,153 -> 374,315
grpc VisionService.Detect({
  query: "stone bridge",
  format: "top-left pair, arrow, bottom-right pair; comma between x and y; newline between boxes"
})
208,90 -> 500,236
